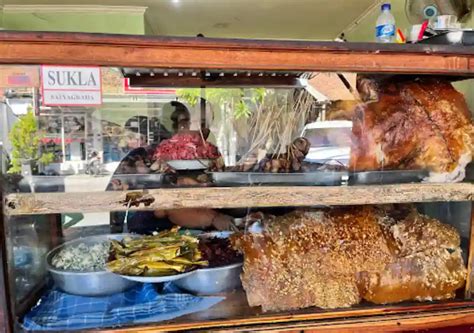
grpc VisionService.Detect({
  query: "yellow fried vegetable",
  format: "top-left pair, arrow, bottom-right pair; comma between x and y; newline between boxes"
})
143,268 -> 178,277
167,257 -> 208,266
108,254 -> 175,270
119,266 -> 144,276
107,257 -> 137,271
106,260 -> 144,276
134,254 -> 181,265
110,239 -> 132,256
107,227 -> 204,276
137,261 -> 186,272
125,236 -> 180,246
129,245 -> 181,259
180,235 -> 200,244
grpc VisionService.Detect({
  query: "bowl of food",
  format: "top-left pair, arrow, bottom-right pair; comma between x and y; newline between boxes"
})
107,228 -> 208,283
46,234 -> 137,296
173,263 -> 242,295
153,131 -> 220,171
173,232 -> 243,295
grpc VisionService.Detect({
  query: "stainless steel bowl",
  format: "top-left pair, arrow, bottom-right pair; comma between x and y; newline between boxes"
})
173,231 -> 243,295
46,234 -> 138,296
173,263 -> 243,295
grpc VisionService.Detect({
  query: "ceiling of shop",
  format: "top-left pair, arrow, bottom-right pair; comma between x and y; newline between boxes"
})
1,0 -> 380,40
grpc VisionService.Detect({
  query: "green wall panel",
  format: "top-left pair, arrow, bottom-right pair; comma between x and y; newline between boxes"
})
3,11 -> 145,34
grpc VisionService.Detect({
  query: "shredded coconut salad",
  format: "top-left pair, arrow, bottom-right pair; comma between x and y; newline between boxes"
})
51,242 -> 110,271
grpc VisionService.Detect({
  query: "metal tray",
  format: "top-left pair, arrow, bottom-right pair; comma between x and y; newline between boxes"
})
16,176 -> 66,193
13,174 -> 166,192
209,172 -> 348,186
349,170 -> 429,185
108,173 -> 165,190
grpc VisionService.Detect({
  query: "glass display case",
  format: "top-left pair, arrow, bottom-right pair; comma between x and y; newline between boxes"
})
0,31 -> 473,332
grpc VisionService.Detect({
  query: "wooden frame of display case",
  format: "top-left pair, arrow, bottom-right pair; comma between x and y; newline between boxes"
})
4,183 -> 474,215
0,197 -> 13,333
0,31 -> 474,333
0,31 -> 473,73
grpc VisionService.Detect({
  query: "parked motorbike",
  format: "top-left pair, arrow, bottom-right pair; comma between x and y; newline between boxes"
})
85,151 -> 102,176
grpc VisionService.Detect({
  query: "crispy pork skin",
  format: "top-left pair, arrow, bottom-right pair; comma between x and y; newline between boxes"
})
233,206 -> 466,311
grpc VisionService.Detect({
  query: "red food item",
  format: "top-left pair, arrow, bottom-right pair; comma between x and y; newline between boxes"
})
154,132 -> 220,161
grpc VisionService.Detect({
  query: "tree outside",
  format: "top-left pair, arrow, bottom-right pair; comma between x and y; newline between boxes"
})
8,109 -> 54,174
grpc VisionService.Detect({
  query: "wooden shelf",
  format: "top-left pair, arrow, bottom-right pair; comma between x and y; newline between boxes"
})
92,290 -> 474,332
0,31 -> 473,74
4,183 -> 473,216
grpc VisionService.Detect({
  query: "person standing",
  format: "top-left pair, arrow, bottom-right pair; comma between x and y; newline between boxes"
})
108,101 -> 233,234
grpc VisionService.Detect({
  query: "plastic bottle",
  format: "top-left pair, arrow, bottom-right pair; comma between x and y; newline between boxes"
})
376,3 -> 396,43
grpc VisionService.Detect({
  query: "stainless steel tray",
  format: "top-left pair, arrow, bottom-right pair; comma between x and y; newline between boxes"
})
349,170 -> 429,185
108,173 -> 165,190
16,176 -> 66,192
13,174 -> 166,192
209,172 -> 347,186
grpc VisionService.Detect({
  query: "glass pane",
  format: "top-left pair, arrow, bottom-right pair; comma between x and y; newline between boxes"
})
0,242 -> 8,333
0,64 -> 472,331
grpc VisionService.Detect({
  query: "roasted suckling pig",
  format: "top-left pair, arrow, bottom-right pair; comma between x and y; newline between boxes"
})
232,205 -> 466,311
329,76 -> 474,182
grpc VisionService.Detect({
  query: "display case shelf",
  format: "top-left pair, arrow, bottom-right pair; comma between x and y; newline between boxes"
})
93,291 -> 474,332
0,31 -> 473,74
4,182 -> 474,216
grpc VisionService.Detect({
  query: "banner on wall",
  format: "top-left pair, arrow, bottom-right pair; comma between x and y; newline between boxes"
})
41,66 -> 102,106
0,66 -> 39,88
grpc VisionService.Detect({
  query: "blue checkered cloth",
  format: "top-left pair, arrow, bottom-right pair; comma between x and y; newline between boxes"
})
22,283 -> 224,331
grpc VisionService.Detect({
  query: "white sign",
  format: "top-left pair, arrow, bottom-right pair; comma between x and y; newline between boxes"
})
41,66 -> 102,106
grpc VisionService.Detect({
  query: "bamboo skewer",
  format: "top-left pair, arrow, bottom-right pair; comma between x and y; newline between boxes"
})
238,89 -> 314,164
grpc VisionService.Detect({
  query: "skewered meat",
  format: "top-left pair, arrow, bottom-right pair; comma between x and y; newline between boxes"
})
348,76 -> 474,182
153,131 -> 221,161
208,157 -> 226,172
232,137 -> 311,173
232,206 -> 466,311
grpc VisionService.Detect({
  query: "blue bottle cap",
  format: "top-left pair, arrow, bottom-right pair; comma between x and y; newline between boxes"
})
382,3 -> 391,10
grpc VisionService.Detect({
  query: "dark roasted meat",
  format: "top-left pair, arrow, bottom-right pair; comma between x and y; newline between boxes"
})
199,237 -> 242,268
350,77 -> 474,181
232,137 -> 311,173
